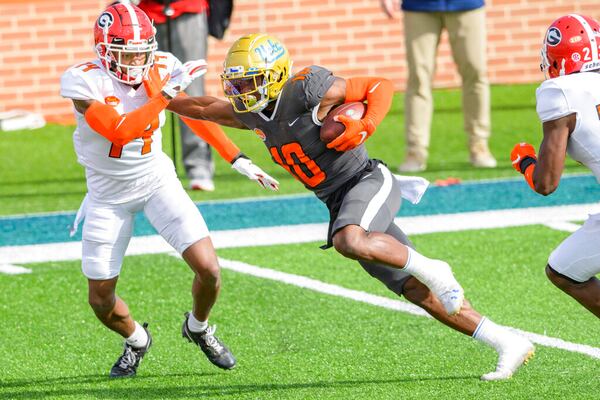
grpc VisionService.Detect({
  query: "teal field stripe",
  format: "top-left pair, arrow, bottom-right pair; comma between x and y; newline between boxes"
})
1,174 -> 598,247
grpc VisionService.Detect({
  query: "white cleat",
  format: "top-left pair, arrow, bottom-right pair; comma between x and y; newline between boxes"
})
428,260 -> 464,316
480,337 -> 535,381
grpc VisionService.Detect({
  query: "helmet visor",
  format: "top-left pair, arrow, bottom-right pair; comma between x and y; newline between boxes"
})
222,72 -> 269,112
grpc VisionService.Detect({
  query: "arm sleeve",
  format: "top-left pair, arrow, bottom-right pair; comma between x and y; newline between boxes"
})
345,76 -> 394,126
536,80 -> 574,123
84,95 -> 170,146
180,117 -> 241,163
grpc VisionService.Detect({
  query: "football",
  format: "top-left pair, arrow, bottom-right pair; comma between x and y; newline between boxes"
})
320,102 -> 366,144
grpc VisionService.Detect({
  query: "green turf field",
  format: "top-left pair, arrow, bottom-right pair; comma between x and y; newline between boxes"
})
1,84 -> 597,399
1,227 -> 598,399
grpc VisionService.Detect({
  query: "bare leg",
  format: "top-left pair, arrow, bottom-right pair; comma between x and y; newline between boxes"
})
403,276 -> 481,335
402,276 -> 533,380
342,221 -> 532,381
546,265 -> 600,318
333,224 -> 409,267
182,236 -> 221,321
333,224 -> 463,315
88,276 -> 135,338
180,236 -> 236,370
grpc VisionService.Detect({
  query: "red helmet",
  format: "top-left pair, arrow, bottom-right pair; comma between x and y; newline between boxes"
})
94,3 -> 157,85
541,14 -> 600,79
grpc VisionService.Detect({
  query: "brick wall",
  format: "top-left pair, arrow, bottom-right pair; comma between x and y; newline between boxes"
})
0,0 -> 598,121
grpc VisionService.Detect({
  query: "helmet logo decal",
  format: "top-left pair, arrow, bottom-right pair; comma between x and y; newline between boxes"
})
254,39 -> 284,64
572,52 -> 581,62
97,12 -> 114,29
225,65 -> 244,74
546,27 -> 562,46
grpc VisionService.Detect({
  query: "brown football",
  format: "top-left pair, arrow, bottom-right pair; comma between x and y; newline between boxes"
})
320,102 -> 366,144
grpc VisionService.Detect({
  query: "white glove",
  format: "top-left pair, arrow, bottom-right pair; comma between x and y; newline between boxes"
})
232,157 -> 279,191
162,59 -> 208,98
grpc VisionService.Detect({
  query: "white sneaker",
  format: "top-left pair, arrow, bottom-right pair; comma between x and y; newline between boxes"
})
481,336 -> 535,381
427,260 -> 464,316
190,178 -> 215,192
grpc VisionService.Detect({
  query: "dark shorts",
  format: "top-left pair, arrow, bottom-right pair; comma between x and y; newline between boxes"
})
322,159 -> 403,248
321,159 -> 412,295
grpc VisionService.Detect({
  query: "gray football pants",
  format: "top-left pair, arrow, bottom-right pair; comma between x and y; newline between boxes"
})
358,223 -> 414,296
156,12 -> 214,180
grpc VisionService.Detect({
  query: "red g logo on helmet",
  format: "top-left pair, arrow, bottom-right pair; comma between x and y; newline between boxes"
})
94,3 -> 157,86
97,12 -> 114,29
545,27 -> 561,46
541,14 -> 600,79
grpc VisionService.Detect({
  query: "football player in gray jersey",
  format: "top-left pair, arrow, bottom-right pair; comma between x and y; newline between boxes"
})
168,33 -> 534,380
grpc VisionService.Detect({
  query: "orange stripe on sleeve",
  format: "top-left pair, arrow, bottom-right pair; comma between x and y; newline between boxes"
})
345,77 -> 394,127
85,95 -> 169,147
180,117 -> 241,163
524,163 -> 536,191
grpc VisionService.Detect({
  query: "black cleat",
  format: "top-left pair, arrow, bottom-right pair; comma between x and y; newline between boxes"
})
109,322 -> 152,378
182,312 -> 236,370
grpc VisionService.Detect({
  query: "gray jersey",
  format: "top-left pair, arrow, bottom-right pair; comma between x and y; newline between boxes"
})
235,65 -> 369,200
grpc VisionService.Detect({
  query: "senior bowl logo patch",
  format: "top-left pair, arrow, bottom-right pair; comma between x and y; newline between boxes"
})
97,12 -> 114,29
104,96 -> 120,107
254,128 -> 266,141
546,27 -> 562,46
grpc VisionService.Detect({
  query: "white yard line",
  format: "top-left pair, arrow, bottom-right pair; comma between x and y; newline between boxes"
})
0,264 -> 31,275
543,221 -> 581,232
216,257 -> 600,360
2,203 -> 599,359
2,203 -> 597,265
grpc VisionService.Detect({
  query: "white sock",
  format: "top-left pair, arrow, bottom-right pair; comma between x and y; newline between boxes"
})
472,317 -> 512,351
402,247 -> 436,284
187,312 -> 208,333
125,321 -> 149,349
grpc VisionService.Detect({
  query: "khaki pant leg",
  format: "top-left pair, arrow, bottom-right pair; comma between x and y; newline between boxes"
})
445,8 -> 491,145
403,11 -> 443,161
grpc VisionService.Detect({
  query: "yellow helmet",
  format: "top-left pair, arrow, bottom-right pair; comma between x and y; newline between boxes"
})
221,33 -> 292,113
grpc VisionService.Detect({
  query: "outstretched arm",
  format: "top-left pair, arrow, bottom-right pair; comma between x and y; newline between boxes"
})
168,95 -> 247,129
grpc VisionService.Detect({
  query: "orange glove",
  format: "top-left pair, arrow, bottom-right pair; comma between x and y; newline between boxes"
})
510,142 -> 537,173
326,115 -> 375,152
143,64 -> 170,98
511,142 -> 537,190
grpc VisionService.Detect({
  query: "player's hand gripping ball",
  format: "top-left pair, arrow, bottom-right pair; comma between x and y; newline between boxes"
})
320,102 -> 366,144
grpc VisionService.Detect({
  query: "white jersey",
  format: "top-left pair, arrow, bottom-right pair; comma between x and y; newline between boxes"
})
536,72 -> 600,182
60,51 -> 181,203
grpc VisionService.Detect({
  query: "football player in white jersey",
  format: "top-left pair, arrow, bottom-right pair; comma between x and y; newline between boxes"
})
60,3 -> 279,378
511,14 -> 600,319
